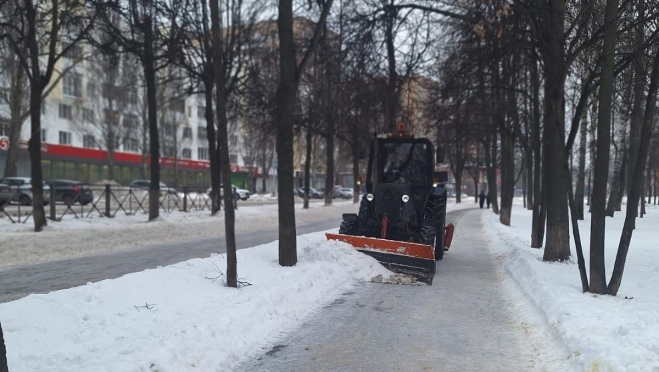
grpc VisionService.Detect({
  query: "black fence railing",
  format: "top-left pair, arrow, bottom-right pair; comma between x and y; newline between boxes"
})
0,185 -> 218,224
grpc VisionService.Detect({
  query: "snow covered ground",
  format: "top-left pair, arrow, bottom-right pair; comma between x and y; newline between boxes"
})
1,198 -> 658,371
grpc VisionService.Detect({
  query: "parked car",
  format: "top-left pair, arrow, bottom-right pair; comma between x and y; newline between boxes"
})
231,184 -> 250,200
338,187 -> 354,199
294,187 -> 324,199
206,185 -> 239,201
47,179 -> 93,206
129,180 -> 178,195
0,177 -> 51,206
309,187 -> 324,199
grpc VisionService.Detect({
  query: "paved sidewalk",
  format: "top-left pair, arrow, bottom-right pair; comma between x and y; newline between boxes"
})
235,207 -> 571,372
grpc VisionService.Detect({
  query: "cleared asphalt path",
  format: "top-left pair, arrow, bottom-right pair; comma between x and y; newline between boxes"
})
235,208 -> 547,372
0,215 -> 342,303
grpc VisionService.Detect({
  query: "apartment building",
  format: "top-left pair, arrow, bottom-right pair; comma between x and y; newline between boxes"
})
0,40 -> 258,189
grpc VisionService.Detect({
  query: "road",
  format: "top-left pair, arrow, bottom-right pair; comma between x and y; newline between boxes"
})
235,208 -> 557,372
0,213 -> 342,303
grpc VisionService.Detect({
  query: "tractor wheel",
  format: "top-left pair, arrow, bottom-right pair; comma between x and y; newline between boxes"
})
339,219 -> 358,235
420,224 -> 436,246
434,198 -> 447,260
434,222 -> 445,260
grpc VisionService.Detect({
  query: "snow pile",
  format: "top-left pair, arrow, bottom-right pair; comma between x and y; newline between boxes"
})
0,232 -> 392,372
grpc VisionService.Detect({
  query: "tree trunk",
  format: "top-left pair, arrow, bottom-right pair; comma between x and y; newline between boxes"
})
28,81 -> 47,231
276,0 -> 299,267
0,321 -> 8,372
143,18 -> 161,222
606,84 -> 630,217
626,0 -> 645,214
324,123 -> 335,206
3,55 -> 26,178
499,125 -> 514,226
608,43 -> 659,295
385,5 -> 398,133
566,162 -> 590,292
486,130 -> 499,214
531,55 -> 543,248
304,126 -> 312,209
575,98 -> 588,220
205,87 -> 221,214
589,0 -> 618,294
352,134 -> 360,203
209,0 -> 237,287
541,0 -> 570,262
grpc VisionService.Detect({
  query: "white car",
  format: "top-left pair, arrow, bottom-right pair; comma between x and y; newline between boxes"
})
206,184 -> 250,201
0,177 -> 51,206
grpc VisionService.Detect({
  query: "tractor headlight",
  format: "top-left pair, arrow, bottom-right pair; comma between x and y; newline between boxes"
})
366,193 -> 374,201
402,195 -> 410,203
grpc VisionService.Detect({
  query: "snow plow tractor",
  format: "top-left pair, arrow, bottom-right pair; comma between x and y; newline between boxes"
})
326,125 -> 454,285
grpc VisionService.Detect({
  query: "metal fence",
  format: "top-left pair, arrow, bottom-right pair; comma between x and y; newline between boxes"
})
0,185 -> 216,224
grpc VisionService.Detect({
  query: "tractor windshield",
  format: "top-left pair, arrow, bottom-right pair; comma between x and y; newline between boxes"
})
379,141 -> 431,185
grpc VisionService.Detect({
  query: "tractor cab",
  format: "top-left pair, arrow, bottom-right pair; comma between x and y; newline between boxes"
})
326,124 -> 454,285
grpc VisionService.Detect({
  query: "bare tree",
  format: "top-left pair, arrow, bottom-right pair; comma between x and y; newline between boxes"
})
276,0 -> 333,266
72,52 -> 141,180
0,0 -> 97,231
94,0 -> 189,221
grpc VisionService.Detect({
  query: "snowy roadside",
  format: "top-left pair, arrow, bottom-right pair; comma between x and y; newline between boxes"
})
0,198 -> 472,271
484,199 -> 659,371
0,200 -> 354,270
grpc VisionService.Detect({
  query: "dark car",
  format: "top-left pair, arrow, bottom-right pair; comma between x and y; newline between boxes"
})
130,179 -> 178,195
47,179 -> 94,206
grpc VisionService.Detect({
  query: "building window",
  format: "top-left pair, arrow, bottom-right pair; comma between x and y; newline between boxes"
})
183,126 -> 192,138
124,138 -> 139,153
171,99 -> 185,114
188,106 -> 192,117
229,154 -> 237,164
229,135 -> 237,146
182,148 -> 192,159
87,82 -> 98,99
162,146 -> 176,157
197,126 -> 206,140
243,156 -> 253,165
61,42 -> 83,60
83,135 -> 95,148
41,129 -> 47,142
83,108 -> 95,123
197,106 -> 205,119
164,124 -> 175,136
63,72 -> 82,97
124,115 -> 138,132
197,147 -> 209,160
59,131 -> 72,145
0,123 -> 9,136
103,109 -> 119,125
126,90 -> 137,105
59,104 -> 73,120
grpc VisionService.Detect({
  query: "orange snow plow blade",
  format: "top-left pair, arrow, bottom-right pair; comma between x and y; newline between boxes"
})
326,233 -> 436,284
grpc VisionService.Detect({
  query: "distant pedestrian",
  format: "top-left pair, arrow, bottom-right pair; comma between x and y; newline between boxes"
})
478,191 -> 485,209
486,193 -> 491,209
